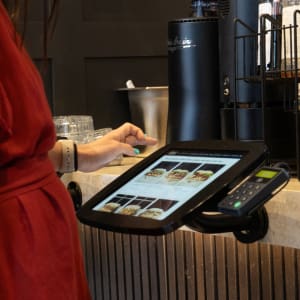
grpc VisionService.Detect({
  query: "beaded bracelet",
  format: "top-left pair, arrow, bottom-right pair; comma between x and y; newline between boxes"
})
58,139 -> 78,173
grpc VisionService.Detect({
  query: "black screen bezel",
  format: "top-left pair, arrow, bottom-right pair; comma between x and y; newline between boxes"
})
77,140 -> 267,235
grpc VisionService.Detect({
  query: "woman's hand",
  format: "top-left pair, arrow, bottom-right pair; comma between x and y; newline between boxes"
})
76,122 -> 157,172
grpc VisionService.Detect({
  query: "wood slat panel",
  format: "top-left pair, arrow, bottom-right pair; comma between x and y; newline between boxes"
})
114,233 -> 126,300
175,230 -> 186,300
83,226 -> 96,296
284,247 -> 297,300
92,228 -> 102,299
215,236 -> 228,300
272,245 -> 285,300
297,250 -> 300,299
148,235 -> 160,300
203,234 -> 217,300
156,235 -> 168,300
140,235 -> 150,300
131,235 -> 142,300
83,228 -> 300,300
184,231 -> 197,300
99,230 -> 110,300
248,242 -> 261,300
107,232 -> 118,300
237,241 -> 250,300
122,234 -> 134,300
225,237 -> 239,300
165,232 -> 177,300
259,243 -> 274,300
194,232 -> 206,300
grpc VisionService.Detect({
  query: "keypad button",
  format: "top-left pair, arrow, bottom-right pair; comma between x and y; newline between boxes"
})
234,201 -> 242,208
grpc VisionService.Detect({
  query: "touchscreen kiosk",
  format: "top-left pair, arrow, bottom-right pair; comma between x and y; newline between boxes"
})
77,140 -> 267,235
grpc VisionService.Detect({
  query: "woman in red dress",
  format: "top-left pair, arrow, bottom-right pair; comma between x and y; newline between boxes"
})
0,1 -> 156,299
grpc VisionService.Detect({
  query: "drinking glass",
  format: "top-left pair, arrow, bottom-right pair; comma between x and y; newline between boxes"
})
53,115 -> 94,144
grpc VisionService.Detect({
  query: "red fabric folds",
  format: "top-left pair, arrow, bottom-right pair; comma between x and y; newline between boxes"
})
0,3 -> 91,299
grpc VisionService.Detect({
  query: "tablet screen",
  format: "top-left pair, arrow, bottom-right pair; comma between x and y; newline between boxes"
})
92,149 -> 242,220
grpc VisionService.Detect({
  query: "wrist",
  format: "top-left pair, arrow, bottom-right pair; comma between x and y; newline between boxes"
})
57,140 -> 78,173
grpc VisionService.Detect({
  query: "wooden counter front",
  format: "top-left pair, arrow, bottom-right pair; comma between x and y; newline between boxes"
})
62,158 -> 300,300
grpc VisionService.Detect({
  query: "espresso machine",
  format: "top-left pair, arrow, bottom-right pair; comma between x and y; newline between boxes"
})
167,0 -> 297,170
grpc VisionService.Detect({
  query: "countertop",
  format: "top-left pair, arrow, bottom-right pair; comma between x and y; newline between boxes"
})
62,157 -> 300,249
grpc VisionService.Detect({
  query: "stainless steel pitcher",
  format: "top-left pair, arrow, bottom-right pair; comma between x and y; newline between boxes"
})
122,86 -> 168,154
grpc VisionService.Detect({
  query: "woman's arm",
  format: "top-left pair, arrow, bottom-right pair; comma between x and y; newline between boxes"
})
48,122 -> 157,173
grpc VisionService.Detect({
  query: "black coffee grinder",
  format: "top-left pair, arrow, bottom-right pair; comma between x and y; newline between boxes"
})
167,1 -> 221,142
167,0 -> 258,143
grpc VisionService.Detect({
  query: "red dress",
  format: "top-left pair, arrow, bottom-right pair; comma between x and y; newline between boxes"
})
0,3 -> 91,299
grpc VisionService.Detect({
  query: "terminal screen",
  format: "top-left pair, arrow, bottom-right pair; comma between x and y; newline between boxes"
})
92,150 -> 242,220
